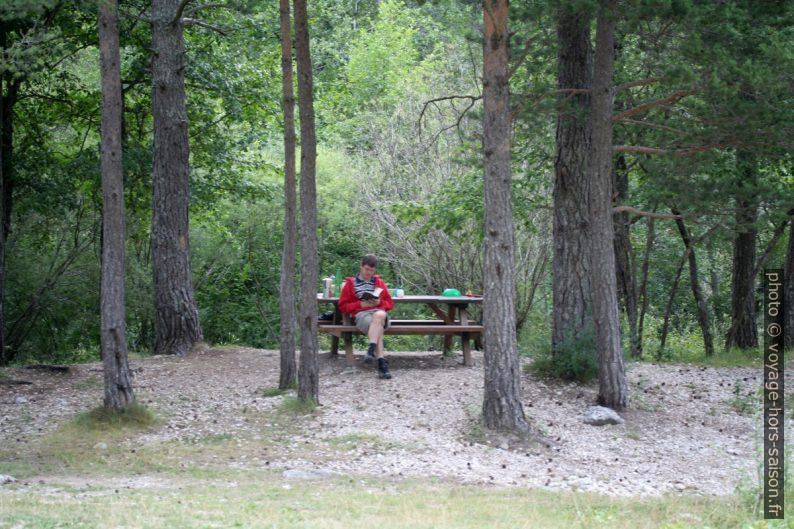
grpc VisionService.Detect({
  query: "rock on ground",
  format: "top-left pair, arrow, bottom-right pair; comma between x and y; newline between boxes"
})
579,406 -> 625,426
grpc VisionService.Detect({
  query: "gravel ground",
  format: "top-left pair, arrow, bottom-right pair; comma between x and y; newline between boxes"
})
1,346 -> 788,497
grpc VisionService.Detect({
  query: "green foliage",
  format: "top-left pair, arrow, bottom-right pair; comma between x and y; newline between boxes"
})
526,321 -> 599,383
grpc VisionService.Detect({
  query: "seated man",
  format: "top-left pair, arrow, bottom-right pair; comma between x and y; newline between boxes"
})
338,254 -> 394,379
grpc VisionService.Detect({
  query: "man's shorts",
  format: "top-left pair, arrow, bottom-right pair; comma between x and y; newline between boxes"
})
354,309 -> 391,334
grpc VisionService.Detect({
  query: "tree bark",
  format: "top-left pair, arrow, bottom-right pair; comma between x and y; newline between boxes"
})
785,213 -> 794,350
481,0 -> 530,433
589,1 -> 627,410
552,6 -> 593,356
0,27 -> 20,366
278,0 -> 298,390
637,215 -> 655,355
294,0 -> 319,404
151,0 -> 203,356
0,41 -> 5,366
612,154 -> 640,358
725,151 -> 758,350
99,0 -> 135,410
672,208 -> 715,356
660,247 -> 688,353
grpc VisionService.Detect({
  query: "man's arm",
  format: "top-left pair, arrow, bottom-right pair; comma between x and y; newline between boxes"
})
376,277 -> 394,311
338,278 -> 363,315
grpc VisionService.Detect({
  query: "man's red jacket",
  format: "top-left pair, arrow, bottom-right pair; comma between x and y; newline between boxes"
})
338,274 -> 394,318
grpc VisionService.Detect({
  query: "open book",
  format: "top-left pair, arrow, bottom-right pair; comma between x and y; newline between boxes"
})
360,287 -> 383,301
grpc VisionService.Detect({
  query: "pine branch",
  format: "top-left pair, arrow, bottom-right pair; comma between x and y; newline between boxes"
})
612,90 -> 692,122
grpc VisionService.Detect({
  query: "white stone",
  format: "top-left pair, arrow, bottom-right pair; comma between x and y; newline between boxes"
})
93,442 -> 108,450
579,406 -> 625,426
0,475 -> 16,485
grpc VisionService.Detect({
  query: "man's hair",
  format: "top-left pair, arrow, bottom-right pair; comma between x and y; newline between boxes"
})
361,254 -> 378,268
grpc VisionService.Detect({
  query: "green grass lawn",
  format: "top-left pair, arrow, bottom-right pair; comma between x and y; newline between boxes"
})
0,423 -> 786,529
1,466 -> 781,529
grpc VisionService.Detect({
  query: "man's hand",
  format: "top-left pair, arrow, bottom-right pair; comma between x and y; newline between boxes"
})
361,298 -> 379,308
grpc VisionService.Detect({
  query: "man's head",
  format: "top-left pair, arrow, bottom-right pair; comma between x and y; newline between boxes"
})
359,254 -> 378,281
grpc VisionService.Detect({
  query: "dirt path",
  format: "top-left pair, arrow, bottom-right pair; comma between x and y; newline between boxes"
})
0,347 -> 785,497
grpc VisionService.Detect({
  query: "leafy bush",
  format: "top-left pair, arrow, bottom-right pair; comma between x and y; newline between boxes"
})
526,321 -> 598,383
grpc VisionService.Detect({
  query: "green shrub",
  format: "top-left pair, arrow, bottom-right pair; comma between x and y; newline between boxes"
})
526,321 -> 598,383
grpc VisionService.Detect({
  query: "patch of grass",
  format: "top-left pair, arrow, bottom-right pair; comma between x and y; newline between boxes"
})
279,396 -> 319,415
73,403 -> 157,431
196,433 -> 236,445
729,381 -> 762,416
0,469 -> 766,529
260,386 -> 290,398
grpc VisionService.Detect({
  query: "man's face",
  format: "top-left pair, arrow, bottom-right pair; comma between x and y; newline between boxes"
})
359,264 -> 376,281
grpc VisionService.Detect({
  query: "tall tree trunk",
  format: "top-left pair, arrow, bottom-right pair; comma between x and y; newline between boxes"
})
725,151 -> 758,350
99,0 -> 135,410
481,0 -> 530,433
278,0 -> 298,390
0,50 -> 4,366
672,209 -> 715,356
1,77 -> 16,242
637,215 -> 655,354
706,237 -> 721,326
0,27 -> 19,366
589,0 -> 627,410
294,0 -> 319,403
660,247 -> 688,353
151,0 -> 203,356
613,154 -> 640,358
785,213 -> 794,350
552,7 -> 593,357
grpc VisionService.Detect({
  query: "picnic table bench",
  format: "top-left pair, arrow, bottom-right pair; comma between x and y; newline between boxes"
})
317,294 -> 483,367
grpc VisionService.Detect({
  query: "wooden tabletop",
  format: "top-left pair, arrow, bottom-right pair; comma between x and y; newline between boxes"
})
317,294 -> 482,304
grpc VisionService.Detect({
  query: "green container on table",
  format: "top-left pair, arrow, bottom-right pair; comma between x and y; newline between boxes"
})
441,288 -> 461,297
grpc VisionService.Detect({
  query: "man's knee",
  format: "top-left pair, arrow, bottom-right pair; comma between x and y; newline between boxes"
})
374,310 -> 387,321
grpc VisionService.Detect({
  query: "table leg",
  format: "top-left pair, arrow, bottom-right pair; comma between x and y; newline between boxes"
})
330,306 -> 342,355
462,332 -> 473,366
442,305 -> 456,355
344,332 -> 354,366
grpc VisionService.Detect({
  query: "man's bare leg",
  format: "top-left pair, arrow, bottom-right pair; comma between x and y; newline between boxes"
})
368,311 -> 391,378
368,311 -> 386,350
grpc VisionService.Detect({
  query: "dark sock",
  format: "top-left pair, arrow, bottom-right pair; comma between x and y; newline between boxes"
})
367,343 -> 376,356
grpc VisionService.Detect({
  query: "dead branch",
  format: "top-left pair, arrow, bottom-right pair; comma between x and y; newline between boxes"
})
170,0 -> 194,25
614,141 -> 733,156
181,18 -> 228,35
612,90 -> 692,122
613,206 -> 681,219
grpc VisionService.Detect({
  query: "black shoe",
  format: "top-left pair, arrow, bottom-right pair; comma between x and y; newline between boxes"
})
377,357 -> 392,379
365,343 -> 376,364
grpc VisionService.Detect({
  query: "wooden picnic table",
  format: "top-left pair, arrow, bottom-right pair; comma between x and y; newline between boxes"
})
317,294 -> 483,367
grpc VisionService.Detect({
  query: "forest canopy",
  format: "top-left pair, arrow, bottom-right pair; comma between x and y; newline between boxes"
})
0,0 -> 792,367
